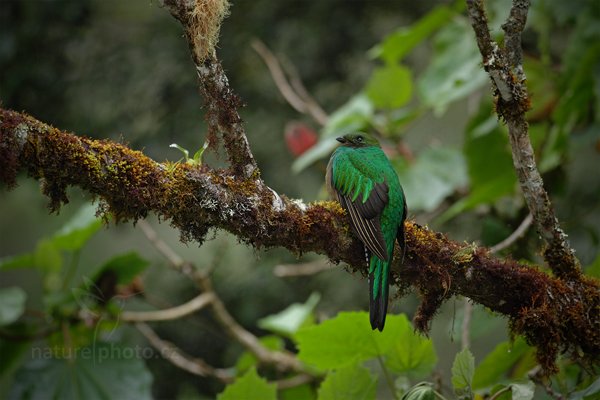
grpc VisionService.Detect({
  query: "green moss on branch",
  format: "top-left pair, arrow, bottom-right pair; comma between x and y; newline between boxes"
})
1,108 -> 598,373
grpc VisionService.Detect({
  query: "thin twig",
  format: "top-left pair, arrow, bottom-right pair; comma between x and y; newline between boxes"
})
122,292 -> 214,322
138,220 -> 186,269
275,373 -> 315,390
489,386 -> 512,400
528,365 -> 565,400
281,56 -> 329,125
461,298 -> 473,350
194,272 -> 305,373
465,0 -> 580,280
273,259 -> 334,277
252,39 -> 328,126
489,213 -> 533,253
136,321 -> 234,382
377,354 -> 399,400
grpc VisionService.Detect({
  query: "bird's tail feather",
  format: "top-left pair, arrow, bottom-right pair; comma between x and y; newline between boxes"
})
369,257 -> 389,331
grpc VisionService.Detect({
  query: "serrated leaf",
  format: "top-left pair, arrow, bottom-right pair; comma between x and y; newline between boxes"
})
402,382 -> 436,400
295,312 -> 401,369
258,292 -> 320,336
384,314 -> 437,379
473,337 -> 534,390
317,365 -> 377,400
0,287 -> 27,326
510,381 -> 535,400
365,64 -> 412,109
51,203 -> 102,251
292,95 -> 373,173
217,367 -> 276,400
9,342 -> 153,400
451,348 -> 475,395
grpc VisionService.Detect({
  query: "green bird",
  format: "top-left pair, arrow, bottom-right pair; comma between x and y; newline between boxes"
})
326,132 -> 406,331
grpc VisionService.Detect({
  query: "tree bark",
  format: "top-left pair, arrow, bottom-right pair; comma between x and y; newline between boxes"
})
1,108 -> 598,373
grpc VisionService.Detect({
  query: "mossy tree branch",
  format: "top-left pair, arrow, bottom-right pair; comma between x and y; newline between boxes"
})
0,108 -> 598,373
466,0 -> 580,281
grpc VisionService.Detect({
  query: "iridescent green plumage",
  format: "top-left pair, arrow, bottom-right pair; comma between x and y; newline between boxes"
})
326,132 -> 406,331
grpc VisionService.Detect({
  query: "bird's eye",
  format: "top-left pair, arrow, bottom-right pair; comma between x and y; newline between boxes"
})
356,136 -> 364,142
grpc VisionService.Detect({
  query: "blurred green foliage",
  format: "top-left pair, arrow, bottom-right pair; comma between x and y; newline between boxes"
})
1,0 -> 600,399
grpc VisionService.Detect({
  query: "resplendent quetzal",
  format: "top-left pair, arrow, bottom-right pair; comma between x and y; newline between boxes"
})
326,132 -> 406,331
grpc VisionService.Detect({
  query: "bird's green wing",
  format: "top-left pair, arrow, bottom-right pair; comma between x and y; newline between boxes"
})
329,150 -> 390,261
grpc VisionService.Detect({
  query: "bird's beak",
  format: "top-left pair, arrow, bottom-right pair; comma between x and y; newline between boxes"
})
336,137 -> 346,143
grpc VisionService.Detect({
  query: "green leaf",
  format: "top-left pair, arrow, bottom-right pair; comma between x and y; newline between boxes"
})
569,376 -> 600,400
370,4 -> 456,64
402,382 -> 436,400
473,337 -> 534,390
317,364 -> 377,400
258,292 -> 320,336
93,251 -> 150,285
417,18 -> 488,115
292,95 -> 373,173
9,342 -> 153,400
191,141 -> 209,164
365,64 -> 412,109
0,253 -> 34,271
280,383 -> 316,400
235,335 -> 284,374
464,114 -> 515,190
438,105 -> 517,222
0,287 -> 27,326
51,203 -> 103,251
34,239 -> 64,272
396,146 -> 468,212
0,339 -> 31,377
384,314 -> 437,379
170,142 -> 190,161
451,348 -> 475,397
217,367 -> 276,400
295,311 -> 401,369
510,381 -> 535,400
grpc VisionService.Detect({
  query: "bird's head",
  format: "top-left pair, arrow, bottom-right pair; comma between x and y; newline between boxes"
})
336,132 -> 380,148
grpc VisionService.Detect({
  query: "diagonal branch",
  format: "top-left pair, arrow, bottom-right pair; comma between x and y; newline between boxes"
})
136,321 -> 234,382
1,107 -> 598,373
252,39 -> 329,126
465,0 -> 581,281
161,0 -> 257,179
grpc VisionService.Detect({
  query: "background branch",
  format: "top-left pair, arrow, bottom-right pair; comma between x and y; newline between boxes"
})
466,0 -> 580,280
139,219 -> 309,376
252,39 -> 329,126
136,321 -> 234,382
121,292 -> 215,322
